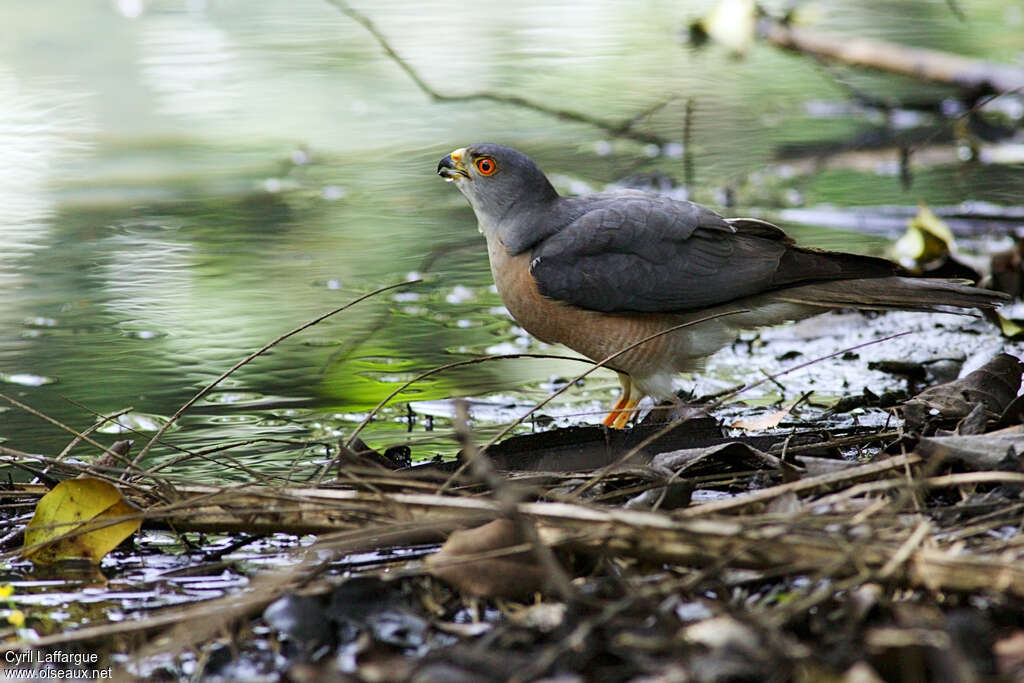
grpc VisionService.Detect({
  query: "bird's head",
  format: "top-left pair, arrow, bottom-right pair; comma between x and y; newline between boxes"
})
437,143 -> 559,240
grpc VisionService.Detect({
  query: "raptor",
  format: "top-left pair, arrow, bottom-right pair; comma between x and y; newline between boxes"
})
438,143 -> 1007,428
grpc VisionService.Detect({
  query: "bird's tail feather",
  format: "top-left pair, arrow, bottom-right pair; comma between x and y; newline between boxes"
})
772,277 -> 1009,313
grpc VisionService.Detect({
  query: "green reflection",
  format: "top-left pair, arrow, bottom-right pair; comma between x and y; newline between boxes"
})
0,0 -> 1020,479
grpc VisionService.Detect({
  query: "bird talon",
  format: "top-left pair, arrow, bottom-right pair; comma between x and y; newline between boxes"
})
602,375 -> 636,429
610,399 -> 640,429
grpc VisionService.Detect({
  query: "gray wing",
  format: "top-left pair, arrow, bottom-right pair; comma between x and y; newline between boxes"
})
529,193 -> 895,313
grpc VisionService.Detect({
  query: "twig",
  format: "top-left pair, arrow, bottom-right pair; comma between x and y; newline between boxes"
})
146,438 -> 329,482
682,98 -> 695,191
325,0 -> 673,146
439,309 -> 753,494
453,399 -> 576,600
568,330 -> 914,499
340,352 -> 600,453
766,430 -> 899,456
131,280 -> 419,471
878,519 -> 932,579
55,405 -> 134,461
812,471 -> 1024,509
0,394 -> 142,475
758,16 -> 1024,94
327,351 -> 615,483
674,454 -> 921,518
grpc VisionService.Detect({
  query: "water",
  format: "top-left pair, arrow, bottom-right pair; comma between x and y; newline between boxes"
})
1,0 -> 1022,479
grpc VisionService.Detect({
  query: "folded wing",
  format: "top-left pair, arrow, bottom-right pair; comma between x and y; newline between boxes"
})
529,193 -> 901,313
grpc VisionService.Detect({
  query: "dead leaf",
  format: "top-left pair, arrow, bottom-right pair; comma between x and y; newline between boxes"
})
651,442 -> 781,476
957,402 -> 988,436
902,353 -> 1023,433
733,391 -> 813,431
916,434 -> 1024,471
683,615 -> 763,655
426,519 -> 546,599
507,602 -> 567,632
732,408 -> 788,431
623,482 -> 693,510
23,478 -> 141,565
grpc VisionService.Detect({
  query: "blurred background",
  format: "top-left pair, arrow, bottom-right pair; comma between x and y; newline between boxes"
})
1,0 -> 1022,479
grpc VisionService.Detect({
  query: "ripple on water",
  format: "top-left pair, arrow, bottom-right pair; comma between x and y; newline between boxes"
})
94,412 -> 173,434
0,373 -> 54,386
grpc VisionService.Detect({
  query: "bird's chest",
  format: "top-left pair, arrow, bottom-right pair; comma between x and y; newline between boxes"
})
485,236 -> 570,346
483,235 -> 694,378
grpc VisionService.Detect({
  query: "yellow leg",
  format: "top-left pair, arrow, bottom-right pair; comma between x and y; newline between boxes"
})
602,396 -> 628,427
602,374 -> 635,429
611,398 -> 640,429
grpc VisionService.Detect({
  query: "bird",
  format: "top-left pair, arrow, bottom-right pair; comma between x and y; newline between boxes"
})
437,143 -> 1008,429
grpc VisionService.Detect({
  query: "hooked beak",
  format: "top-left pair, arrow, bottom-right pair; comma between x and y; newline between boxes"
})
437,148 -> 470,182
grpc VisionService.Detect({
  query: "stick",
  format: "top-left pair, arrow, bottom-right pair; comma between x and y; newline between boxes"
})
759,17 -> 1024,95
131,280 -> 419,469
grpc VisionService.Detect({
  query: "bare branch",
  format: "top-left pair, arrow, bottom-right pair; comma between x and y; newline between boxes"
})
325,0 -> 674,146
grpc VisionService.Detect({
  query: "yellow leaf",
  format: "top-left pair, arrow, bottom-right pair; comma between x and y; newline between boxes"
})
6,609 -> 24,627
23,478 -> 141,565
0,585 -> 12,599
891,204 -> 957,267
996,313 -> 1024,340
700,0 -> 757,55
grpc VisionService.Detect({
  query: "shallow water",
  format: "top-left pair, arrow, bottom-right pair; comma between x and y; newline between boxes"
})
1,0 -> 1022,479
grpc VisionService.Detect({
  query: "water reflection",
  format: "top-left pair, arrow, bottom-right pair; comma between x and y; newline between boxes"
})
137,10 -> 244,121
0,62 -> 88,292
0,0 -> 1020,479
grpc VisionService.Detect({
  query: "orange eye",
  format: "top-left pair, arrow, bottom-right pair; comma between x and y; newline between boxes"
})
475,157 -> 497,176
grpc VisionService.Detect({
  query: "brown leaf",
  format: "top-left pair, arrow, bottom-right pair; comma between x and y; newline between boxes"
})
916,434 -> 1024,471
902,354 -> 1023,433
426,519 -> 546,599
651,442 -> 781,476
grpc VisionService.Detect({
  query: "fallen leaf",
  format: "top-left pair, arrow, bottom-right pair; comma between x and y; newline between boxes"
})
891,204 -> 956,268
650,441 -> 780,476
732,407 -> 790,431
426,519 -> 547,599
733,391 -> 812,431
916,434 -> 1024,471
902,353 -> 1023,433
23,478 -> 141,565
692,0 -> 757,55
994,312 -> 1024,341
